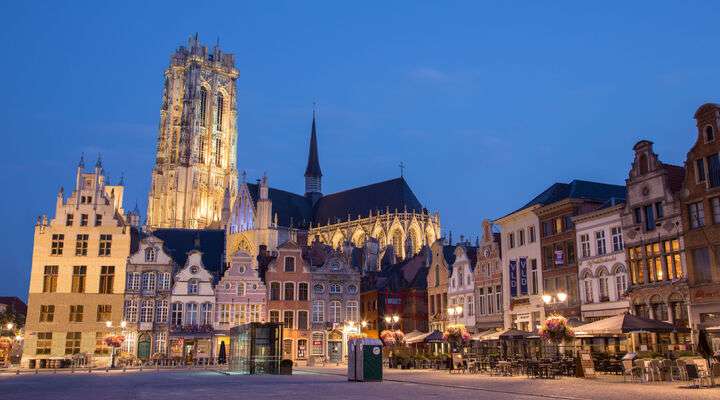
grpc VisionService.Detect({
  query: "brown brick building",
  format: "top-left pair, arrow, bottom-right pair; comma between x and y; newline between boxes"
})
427,240 -> 455,332
683,103 -> 720,333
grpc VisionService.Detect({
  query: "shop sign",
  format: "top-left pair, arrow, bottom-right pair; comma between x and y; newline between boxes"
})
691,286 -> 720,303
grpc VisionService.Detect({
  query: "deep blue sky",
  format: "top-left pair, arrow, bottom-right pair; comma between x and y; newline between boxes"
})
1,1 -> 718,299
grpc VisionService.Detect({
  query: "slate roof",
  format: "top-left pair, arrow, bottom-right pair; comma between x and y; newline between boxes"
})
151,228 -> 226,281
246,183 -> 313,228
312,177 -> 424,225
664,164 -> 686,193
498,179 -> 627,220
369,249 -> 430,292
304,114 -> 322,178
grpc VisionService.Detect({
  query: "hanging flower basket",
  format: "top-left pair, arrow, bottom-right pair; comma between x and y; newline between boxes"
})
380,330 -> 405,346
104,334 -> 125,348
539,315 -> 575,344
443,326 -> 471,346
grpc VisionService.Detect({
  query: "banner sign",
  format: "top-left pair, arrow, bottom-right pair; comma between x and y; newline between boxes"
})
509,260 -> 517,298
554,250 -> 564,266
519,257 -> 528,295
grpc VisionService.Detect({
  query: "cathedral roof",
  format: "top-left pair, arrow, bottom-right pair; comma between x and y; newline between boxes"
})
151,228 -> 226,281
246,183 -> 313,228
304,113 -> 322,178
312,177 -> 424,225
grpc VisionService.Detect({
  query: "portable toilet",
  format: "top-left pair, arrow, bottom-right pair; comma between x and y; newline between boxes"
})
347,338 -> 383,382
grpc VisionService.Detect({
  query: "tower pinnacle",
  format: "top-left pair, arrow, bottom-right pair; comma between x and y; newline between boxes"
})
304,109 -> 323,204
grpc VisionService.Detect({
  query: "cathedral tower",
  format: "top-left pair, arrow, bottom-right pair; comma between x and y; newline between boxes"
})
304,111 -> 322,205
147,34 -> 239,229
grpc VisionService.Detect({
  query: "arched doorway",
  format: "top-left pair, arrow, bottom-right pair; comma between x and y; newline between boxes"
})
327,330 -> 343,363
137,333 -> 151,361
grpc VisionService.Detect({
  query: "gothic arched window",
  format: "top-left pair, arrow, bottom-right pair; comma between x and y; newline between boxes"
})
199,88 -> 208,127
215,138 -> 222,167
706,125 -> 715,142
216,93 -> 224,130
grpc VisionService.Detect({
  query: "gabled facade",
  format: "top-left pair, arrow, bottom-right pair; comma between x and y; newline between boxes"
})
123,235 -> 175,360
683,103 -> 720,333
447,244 -> 478,332
621,140 -> 690,350
474,220 -> 504,331
427,240 -> 454,332
169,250 -> 216,361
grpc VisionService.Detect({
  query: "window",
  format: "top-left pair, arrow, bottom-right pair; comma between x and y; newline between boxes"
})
283,310 -> 294,329
269,310 -> 280,323
583,280 -> 593,303
80,214 -> 88,226
99,266 -> 115,294
697,158 -> 707,183
542,220 -> 554,237
530,259 -> 538,295
329,283 -> 342,294
566,241 -> 575,264
187,279 -> 199,294
155,332 -> 167,355
66,213 -> 74,226
200,87 -> 208,126
143,272 -> 157,292
65,332 -> 81,355
95,214 -> 102,227
633,207 -> 642,224
595,231 -> 607,256
159,272 -> 171,290
508,233 -> 515,249
156,301 -> 168,323
237,282 -> 246,296
312,300 -> 324,323
298,282 -> 308,301
543,246 -> 554,268
529,226 -> 536,243
689,201 -> 705,229
140,300 -> 154,323
628,246 -> 644,285
214,138 -> 222,167
96,305 -> 111,322
329,301 -> 341,323
518,230 -> 525,246
250,304 -> 262,322
201,303 -> 213,325
43,265 -> 58,293
346,301 -> 359,322
71,265 -> 86,293
313,284 -> 324,294
598,270 -> 609,301
145,247 -> 157,262
297,310 -> 308,330
284,257 -> 295,272
496,285 -> 502,311
644,205 -> 655,231
185,303 -> 198,325
467,296 -> 474,316
655,202 -> 664,219
75,234 -> 88,256
706,125 -> 715,142
216,93 -> 224,129
270,282 -> 281,300
95,332 -> 109,355
639,153 -> 649,175
615,269 -> 628,295
125,300 -> 138,322
36,332 -> 52,355
611,227 -> 623,252
709,154 -> 720,188
39,305 -> 55,322
693,247 -> 712,284
477,289 -> 484,315
347,284 -> 358,294
69,305 -> 83,322
99,234 -> 112,256
711,197 -> 720,224
218,304 -> 231,324
580,234 -> 591,258
284,282 -> 294,301
171,302 -> 183,325
51,234 -> 64,255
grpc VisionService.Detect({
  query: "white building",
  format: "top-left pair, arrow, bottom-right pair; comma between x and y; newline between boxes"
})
447,245 -> 478,332
169,249 -> 216,361
496,206 -> 545,332
573,203 -> 631,322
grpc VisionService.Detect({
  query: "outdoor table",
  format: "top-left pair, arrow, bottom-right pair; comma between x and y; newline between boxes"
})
497,361 -> 512,376
537,363 -> 555,379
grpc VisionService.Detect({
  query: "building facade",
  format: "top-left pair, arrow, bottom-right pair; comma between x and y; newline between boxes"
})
169,249 -> 216,362
447,244 -> 477,332
573,204 -> 631,322
683,104 -> 720,335
265,241 -> 311,362
147,35 -> 239,229
474,220 -> 504,331
427,240 -> 454,332
23,159 -> 131,368
123,235 -> 175,360
621,140 -> 690,350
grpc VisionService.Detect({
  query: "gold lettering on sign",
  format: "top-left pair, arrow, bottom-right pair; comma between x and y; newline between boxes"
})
692,287 -> 720,302
586,256 -> 617,266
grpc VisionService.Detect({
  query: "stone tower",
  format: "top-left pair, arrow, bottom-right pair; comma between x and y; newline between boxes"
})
304,111 -> 322,205
147,34 -> 239,229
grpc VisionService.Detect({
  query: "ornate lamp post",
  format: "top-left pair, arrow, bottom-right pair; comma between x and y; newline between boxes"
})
384,315 -> 400,330
105,320 -> 127,368
446,305 -> 463,326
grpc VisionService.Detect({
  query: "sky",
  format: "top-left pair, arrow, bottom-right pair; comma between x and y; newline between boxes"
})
1,1 -> 719,299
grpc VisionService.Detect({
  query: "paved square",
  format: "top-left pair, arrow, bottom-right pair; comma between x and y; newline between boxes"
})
0,367 -> 718,400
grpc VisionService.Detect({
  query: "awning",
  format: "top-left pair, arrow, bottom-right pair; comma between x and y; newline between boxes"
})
424,330 -> 445,343
403,330 -> 425,342
471,329 -> 499,341
405,331 -> 432,344
574,313 -> 690,337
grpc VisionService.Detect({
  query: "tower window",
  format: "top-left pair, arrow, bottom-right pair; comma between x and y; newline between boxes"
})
199,88 -> 208,127
216,93 -> 224,130
706,125 -> 715,142
215,138 -> 222,167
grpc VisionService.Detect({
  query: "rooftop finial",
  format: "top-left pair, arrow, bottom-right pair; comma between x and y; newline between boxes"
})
78,152 -> 85,168
399,161 -> 405,178
119,171 -> 125,185
241,170 -> 247,184
95,153 -> 102,168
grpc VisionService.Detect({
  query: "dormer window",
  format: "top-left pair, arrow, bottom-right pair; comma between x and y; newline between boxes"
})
188,279 -> 199,294
284,257 -> 295,272
706,125 -> 715,142
144,247 -> 157,263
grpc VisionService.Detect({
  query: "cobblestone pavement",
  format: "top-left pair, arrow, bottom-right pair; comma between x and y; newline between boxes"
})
0,367 -> 718,400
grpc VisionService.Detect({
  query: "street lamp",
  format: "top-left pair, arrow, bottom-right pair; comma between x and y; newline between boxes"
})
447,305 -> 463,325
360,320 -> 367,329
384,315 -> 400,330
5,322 -> 14,331
542,292 -> 568,305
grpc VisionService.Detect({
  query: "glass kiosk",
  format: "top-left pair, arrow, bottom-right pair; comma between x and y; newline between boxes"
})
229,322 -> 283,374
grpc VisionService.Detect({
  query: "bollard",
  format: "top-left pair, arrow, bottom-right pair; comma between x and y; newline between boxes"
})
35,368 -> 38,375
139,364 -> 143,372
123,365 -> 126,373
16,369 -> 19,375
106,366 -> 109,373
71,364 -> 75,373
89,366 -> 92,373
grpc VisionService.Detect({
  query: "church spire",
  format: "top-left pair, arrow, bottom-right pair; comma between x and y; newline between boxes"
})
304,108 -> 323,204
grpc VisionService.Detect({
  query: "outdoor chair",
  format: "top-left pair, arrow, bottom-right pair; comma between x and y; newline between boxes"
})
622,359 -> 642,383
661,359 -> 681,382
684,363 -> 711,388
646,360 -> 662,382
